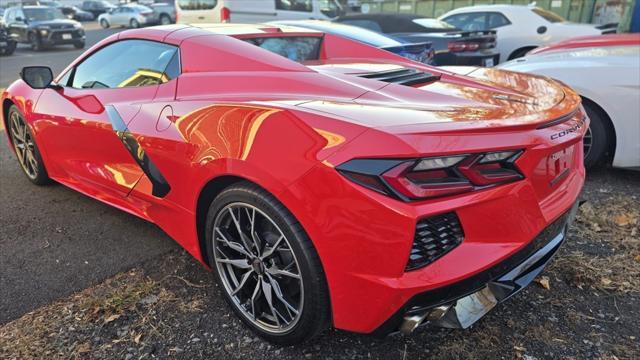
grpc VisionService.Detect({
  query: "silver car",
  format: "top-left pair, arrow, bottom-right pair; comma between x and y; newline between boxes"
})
98,4 -> 153,29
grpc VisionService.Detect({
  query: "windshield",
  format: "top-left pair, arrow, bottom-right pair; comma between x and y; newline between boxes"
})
243,36 -> 322,62
24,8 -> 67,21
531,8 -> 566,23
412,18 -> 457,30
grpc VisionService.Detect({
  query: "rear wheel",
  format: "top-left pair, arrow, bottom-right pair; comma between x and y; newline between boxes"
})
582,101 -> 612,169
205,182 -> 330,345
508,47 -> 536,60
1,42 -> 17,56
159,14 -> 171,25
7,105 -> 51,185
129,19 -> 140,28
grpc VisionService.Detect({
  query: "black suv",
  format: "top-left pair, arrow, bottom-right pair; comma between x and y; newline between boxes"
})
3,6 -> 85,51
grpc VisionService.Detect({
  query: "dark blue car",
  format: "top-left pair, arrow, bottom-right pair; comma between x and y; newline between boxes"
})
270,20 -> 435,65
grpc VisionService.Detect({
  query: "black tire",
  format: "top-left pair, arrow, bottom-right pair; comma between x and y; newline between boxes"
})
130,19 -> 140,28
582,101 -> 612,169
159,14 -> 171,25
100,19 -> 110,29
205,182 -> 330,345
73,41 -> 85,49
28,32 -> 42,51
1,42 -> 17,56
7,105 -> 51,185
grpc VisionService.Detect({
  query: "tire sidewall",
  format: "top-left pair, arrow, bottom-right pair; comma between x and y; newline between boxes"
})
100,19 -> 109,28
8,105 -> 50,185
583,103 -> 610,169
205,184 -> 329,344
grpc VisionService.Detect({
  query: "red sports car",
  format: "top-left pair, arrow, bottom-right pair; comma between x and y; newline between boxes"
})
1,24 -> 586,344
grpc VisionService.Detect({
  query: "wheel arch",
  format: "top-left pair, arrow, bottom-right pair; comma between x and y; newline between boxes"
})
581,95 -> 617,164
508,46 -> 538,60
2,98 -> 17,147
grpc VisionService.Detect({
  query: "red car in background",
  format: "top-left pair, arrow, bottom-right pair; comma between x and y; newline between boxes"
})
1,24 -> 585,344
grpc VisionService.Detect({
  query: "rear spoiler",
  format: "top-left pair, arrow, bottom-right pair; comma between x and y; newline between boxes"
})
595,22 -> 618,34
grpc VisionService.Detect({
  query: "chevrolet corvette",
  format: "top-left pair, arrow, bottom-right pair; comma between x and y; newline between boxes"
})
1,24 -> 586,344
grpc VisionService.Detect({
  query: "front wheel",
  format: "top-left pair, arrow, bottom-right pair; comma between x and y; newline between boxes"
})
7,105 -> 51,185
73,41 -> 85,49
28,32 -> 42,51
205,182 -> 330,345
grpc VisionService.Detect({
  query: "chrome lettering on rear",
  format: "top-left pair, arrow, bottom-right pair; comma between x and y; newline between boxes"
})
550,116 -> 585,140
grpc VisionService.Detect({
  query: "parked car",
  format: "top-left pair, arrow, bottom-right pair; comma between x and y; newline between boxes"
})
147,2 -> 175,25
440,4 -> 616,61
59,5 -> 95,22
81,0 -> 116,18
175,0 -> 342,24
98,4 -> 154,29
2,23 -> 585,345
3,6 -> 85,51
335,13 -> 499,66
0,17 -> 18,56
499,34 -> 640,169
271,20 -> 435,65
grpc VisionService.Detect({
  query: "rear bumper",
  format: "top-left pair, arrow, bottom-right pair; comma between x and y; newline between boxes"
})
372,202 -> 578,336
435,50 -> 500,66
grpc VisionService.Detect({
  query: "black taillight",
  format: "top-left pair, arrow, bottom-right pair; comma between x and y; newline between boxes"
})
336,150 -> 523,201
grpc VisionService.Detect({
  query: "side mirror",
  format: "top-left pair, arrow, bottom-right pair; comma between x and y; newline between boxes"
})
15,16 -> 24,22
537,26 -> 547,34
20,66 -> 54,89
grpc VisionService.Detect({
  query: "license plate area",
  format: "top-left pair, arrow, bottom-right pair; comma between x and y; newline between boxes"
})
483,57 -> 494,67
62,33 -> 72,40
549,145 -> 575,186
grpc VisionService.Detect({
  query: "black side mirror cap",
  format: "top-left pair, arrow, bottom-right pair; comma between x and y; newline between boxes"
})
20,66 -> 54,89
537,26 -> 547,34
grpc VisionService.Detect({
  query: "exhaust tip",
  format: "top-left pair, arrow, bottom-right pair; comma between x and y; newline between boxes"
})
399,305 -> 453,335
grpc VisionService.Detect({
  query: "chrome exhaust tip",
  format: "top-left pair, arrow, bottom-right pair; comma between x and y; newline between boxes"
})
399,305 -> 452,334
399,313 -> 428,335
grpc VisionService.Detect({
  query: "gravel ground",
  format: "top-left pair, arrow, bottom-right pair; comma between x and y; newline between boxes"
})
1,168 -> 638,359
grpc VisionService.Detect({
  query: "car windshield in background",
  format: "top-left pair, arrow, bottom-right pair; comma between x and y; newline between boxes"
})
532,8 -> 566,23
412,18 -> 457,30
243,36 -> 322,62
24,8 -> 67,21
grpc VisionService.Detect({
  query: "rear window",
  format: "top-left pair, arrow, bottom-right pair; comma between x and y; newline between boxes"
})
412,18 -> 456,30
531,8 -> 565,23
242,36 -> 322,62
177,0 -> 217,10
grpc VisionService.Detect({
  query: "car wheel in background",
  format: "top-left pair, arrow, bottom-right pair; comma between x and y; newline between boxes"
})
159,14 -> 171,25
508,47 -> 536,60
205,182 -> 330,345
73,41 -> 85,49
1,42 -> 17,56
100,19 -> 110,28
7,105 -> 51,185
582,101 -> 612,169
130,19 -> 140,28
28,33 -> 42,51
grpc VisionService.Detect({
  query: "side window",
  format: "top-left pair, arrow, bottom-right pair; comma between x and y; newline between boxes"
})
177,0 -> 217,10
339,19 -> 382,32
5,9 -> 14,22
67,40 -> 180,89
275,0 -> 312,12
443,12 -> 487,31
488,12 -> 510,28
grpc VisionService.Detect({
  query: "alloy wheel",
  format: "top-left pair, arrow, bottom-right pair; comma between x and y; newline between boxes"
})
583,125 -> 593,160
9,111 -> 39,180
212,203 -> 304,334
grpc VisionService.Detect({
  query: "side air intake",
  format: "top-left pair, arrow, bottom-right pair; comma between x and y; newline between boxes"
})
357,68 -> 440,86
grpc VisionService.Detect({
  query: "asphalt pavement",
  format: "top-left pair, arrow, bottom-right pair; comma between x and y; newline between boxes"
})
0,25 -> 179,323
